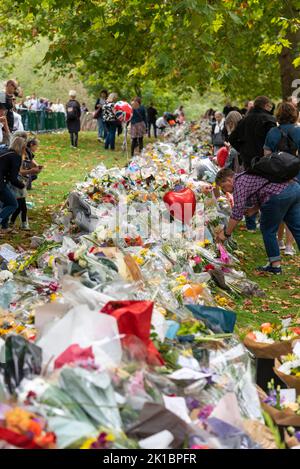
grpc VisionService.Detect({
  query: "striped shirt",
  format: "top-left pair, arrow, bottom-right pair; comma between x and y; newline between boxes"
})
232,173 -> 289,221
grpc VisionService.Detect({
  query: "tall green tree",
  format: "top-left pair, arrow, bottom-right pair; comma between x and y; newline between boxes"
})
0,1 -> 299,100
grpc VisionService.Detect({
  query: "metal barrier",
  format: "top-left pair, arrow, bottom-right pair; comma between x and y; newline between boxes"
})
18,109 -> 66,132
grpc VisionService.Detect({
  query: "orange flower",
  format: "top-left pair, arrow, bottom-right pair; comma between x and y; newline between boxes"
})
28,420 -> 42,436
183,283 -> 204,299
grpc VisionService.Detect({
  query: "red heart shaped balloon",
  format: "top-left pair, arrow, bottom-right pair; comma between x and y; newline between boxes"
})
163,187 -> 196,224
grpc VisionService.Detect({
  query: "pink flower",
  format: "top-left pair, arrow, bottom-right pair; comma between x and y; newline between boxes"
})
193,256 -> 202,264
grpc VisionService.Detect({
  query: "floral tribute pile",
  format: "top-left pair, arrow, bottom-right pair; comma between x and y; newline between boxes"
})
0,121 -> 291,449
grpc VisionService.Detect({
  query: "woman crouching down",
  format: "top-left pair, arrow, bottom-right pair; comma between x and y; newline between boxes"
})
215,168 -> 300,274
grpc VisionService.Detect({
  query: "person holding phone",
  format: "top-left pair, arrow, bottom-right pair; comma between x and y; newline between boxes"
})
25,138 -> 42,190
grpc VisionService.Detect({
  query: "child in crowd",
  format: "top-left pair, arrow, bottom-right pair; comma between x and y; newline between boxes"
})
25,139 -> 41,190
10,140 -> 42,230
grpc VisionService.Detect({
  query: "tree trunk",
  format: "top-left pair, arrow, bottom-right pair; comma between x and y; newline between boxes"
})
278,30 -> 300,100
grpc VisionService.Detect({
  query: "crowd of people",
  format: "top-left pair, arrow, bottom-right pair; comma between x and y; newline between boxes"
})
4,76 -> 300,278
0,80 -> 43,234
207,95 -> 300,275
92,89 -> 185,155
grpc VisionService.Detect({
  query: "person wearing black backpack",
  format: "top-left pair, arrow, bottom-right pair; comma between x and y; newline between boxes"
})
66,90 -> 81,148
215,168 -> 300,275
264,101 -> 300,256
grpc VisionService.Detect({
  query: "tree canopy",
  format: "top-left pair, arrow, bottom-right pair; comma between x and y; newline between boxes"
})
0,0 -> 299,101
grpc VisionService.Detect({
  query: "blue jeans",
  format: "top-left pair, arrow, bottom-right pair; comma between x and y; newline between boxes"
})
245,214 -> 257,230
0,186 -> 18,229
105,122 -> 117,150
260,183 -> 300,262
97,116 -> 107,139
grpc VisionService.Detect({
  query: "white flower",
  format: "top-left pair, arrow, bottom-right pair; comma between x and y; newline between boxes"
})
253,331 -> 274,344
0,270 -> 13,283
74,245 -> 86,261
78,259 -> 88,268
279,358 -> 300,375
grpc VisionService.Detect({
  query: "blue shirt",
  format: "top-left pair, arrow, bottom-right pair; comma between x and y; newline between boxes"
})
264,123 -> 300,152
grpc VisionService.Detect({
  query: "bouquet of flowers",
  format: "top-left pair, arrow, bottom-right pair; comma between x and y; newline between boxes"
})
274,343 -> 300,395
259,380 -> 300,428
244,320 -> 300,359
0,405 -> 56,449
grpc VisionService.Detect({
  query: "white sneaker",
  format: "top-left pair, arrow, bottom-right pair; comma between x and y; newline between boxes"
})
21,222 -> 30,230
284,246 -> 296,256
279,240 -> 286,250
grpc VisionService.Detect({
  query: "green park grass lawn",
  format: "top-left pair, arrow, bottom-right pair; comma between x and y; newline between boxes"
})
5,131 -> 300,330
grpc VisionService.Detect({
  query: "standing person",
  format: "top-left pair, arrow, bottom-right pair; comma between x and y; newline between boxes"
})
211,111 -> 226,156
147,102 -> 158,138
130,97 -> 147,157
229,96 -> 276,170
3,80 -> 21,132
0,137 -> 26,234
240,100 -> 254,116
55,99 -> 66,114
25,138 -> 41,190
95,90 -> 108,142
30,94 -> 39,111
264,101 -> 300,256
223,101 -> 233,117
215,168 -> 300,275
66,90 -> 81,148
10,144 -> 41,230
81,103 -> 89,113
0,104 -> 10,145
102,93 -> 118,150
224,111 -> 243,172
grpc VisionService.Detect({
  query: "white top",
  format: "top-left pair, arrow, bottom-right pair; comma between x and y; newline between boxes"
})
13,112 -> 24,131
0,123 -> 3,143
30,99 -> 39,111
56,103 -> 66,114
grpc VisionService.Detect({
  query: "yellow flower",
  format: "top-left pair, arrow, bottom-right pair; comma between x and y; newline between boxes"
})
132,255 -> 144,265
171,285 -> 183,293
18,263 -> 25,272
175,275 -> 187,285
215,295 -> 229,307
181,348 -> 193,357
50,293 -> 57,302
157,307 -> 167,316
8,260 -> 18,272
48,255 -> 55,268
80,437 -> 97,449
106,433 -> 115,442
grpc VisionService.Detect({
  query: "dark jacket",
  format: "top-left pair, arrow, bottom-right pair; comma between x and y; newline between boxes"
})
131,105 -> 147,125
147,106 -> 158,123
66,99 -> 81,133
5,95 -> 14,132
229,108 -> 276,169
0,149 -> 24,190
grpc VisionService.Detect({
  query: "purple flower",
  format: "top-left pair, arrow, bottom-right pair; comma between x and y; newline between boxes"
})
198,404 -> 214,421
295,431 -> 300,442
186,396 -> 200,411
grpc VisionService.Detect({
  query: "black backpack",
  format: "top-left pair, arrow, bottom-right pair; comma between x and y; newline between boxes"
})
249,151 -> 300,182
276,128 -> 298,156
67,102 -> 79,121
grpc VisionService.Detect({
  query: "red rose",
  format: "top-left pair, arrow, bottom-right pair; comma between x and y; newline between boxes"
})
67,252 -> 75,261
204,264 -> 214,271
